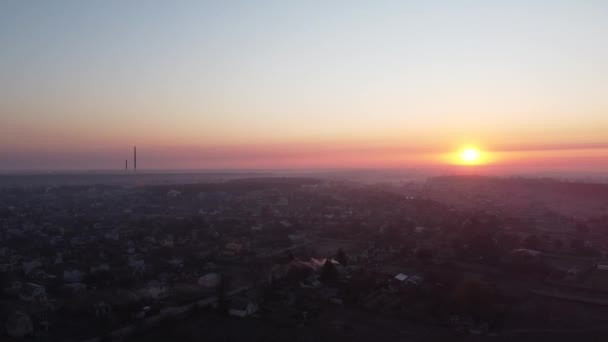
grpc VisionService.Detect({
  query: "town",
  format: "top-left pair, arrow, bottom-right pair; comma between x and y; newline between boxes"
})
2,175 -> 608,341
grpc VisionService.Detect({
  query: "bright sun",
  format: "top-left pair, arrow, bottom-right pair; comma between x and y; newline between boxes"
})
460,148 -> 481,163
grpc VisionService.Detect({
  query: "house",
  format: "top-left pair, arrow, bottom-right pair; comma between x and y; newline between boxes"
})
223,242 -> 243,255
144,280 -> 167,300
510,248 -> 542,263
161,235 -> 174,247
49,236 -> 63,246
104,230 -> 120,241
2,278 -> 22,295
64,282 -> 87,293
168,257 -> 184,269
394,273 -> 408,282
415,226 -> 427,234
167,189 -> 181,198
64,269 -> 84,283
198,273 -> 220,288
129,255 -> 146,273
0,263 -> 15,272
22,259 -> 42,275
5,311 -> 33,339
70,236 -> 85,246
90,263 -> 110,274
228,297 -> 258,317
390,273 -> 423,291
19,283 -> 46,302
144,235 -> 157,244
6,228 -> 24,238
511,248 -> 542,257
300,276 -> 321,288
31,269 -> 56,281
406,275 -> 423,286
93,301 -> 112,319
288,232 -> 306,243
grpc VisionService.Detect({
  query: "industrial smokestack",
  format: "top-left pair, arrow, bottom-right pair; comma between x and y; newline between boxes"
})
133,146 -> 137,172
125,159 -> 128,173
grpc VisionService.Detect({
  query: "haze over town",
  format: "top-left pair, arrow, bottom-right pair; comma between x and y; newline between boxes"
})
2,1 -> 608,342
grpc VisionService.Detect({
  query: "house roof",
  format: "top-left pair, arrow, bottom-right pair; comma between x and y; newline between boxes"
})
407,275 -> 423,284
230,297 -> 252,311
511,248 -> 542,257
394,273 -> 408,282
21,283 -> 44,296
6,311 -> 31,327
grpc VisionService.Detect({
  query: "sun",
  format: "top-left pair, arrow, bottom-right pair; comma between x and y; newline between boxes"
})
460,148 -> 481,164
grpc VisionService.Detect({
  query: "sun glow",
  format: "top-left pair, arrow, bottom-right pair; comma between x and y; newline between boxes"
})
460,147 -> 481,164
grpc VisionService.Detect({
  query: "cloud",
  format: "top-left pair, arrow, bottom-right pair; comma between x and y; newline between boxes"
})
2,140 -> 608,170
491,142 -> 608,152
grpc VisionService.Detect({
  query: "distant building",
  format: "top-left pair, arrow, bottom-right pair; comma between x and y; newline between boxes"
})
228,297 -> 258,317
22,260 -> 42,275
167,189 -> 181,198
5,311 -> 33,339
19,283 -> 46,302
198,273 -> 220,288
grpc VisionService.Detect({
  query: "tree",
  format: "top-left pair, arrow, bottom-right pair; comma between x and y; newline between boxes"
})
453,280 -> 496,325
335,248 -> 348,266
470,232 -> 497,260
570,238 -> 584,252
575,223 -> 590,235
216,274 -> 230,314
524,234 -> 540,250
553,239 -> 564,251
320,259 -> 339,283
415,248 -> 434,265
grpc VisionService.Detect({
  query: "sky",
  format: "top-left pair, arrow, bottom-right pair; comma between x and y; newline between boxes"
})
1,0 -> 608,171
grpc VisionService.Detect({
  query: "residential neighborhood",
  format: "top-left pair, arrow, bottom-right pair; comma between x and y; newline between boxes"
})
1,175 -> 608,341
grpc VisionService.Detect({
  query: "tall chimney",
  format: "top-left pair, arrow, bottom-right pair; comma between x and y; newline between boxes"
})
125,159 -> 128,173
133,146 -> 137,172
